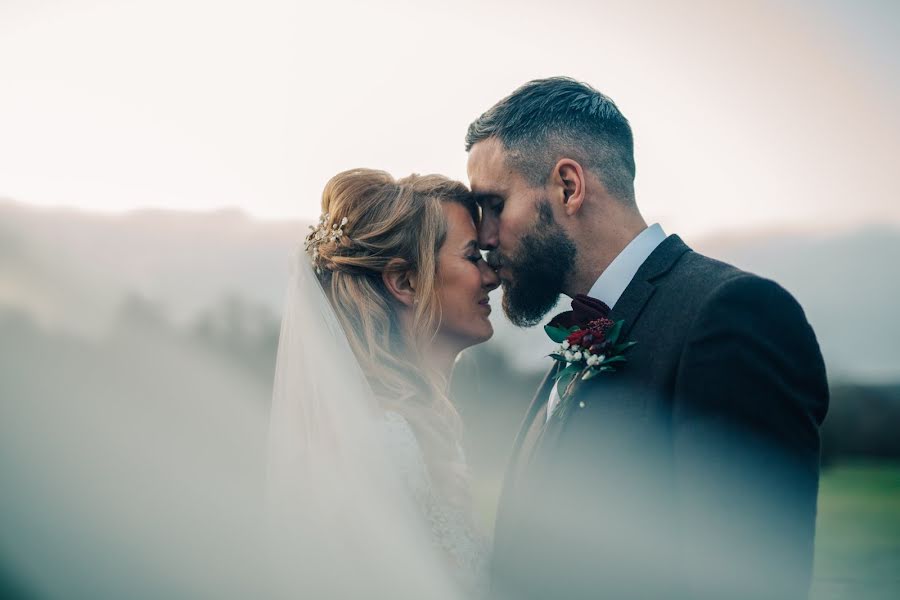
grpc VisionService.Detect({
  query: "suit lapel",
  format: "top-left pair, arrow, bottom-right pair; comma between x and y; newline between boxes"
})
609,235 -> 690,332
610,234 -> 690,337
498,237 -> 692,513
609,279 -> 655,340
524,235 -> 692,454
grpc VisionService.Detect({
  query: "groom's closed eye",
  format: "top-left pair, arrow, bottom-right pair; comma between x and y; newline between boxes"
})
474,193 -> 504,215
486,198 -> 503,215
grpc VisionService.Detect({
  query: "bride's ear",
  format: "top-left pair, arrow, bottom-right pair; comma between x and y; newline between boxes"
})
383,259 -> 418,308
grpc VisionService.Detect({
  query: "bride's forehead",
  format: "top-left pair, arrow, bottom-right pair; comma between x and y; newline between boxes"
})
440,203 -> 477,242
442,201 -> 476,227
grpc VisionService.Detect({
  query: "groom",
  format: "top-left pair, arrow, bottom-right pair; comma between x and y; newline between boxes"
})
466,78 -> 829,600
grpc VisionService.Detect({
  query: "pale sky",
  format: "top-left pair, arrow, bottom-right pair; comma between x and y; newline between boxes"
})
1,0 -> 898,238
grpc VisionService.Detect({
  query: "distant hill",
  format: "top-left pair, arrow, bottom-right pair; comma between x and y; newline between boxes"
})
0,200 -> 303,334
695,228 -> 900,382
2,199 -> 898,380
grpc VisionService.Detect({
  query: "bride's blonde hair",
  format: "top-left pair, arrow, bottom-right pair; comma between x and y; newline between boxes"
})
308,168 -> 477,509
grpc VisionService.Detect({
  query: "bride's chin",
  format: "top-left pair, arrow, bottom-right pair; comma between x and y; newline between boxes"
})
473,322 -> 494,344
453,330 -> 493,353
437,322 -> 494,354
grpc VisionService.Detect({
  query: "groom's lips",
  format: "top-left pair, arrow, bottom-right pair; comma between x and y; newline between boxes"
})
478,297 -> 491,313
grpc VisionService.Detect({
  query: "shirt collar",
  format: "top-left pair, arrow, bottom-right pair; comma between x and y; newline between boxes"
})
586,223 -> 667,309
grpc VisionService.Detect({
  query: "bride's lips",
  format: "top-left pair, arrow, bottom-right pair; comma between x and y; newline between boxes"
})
478,297 -> 491,313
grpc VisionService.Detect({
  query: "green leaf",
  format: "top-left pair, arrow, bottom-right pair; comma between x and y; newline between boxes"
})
581,368 -> 600,381
599,366 -> 616,372
605,320 -> 624,345
548,353 -> 567,363
555,365 -> 581,398
601,355 -> 627,365
613,341 -> 638,354
553,363 -> 581,382
544,324 -> 571,343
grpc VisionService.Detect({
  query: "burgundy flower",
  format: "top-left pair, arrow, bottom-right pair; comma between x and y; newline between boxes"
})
585,317 -> 614,338
544,298 -> 636,421
567,317 -> 614,348
566,329 -> 589,346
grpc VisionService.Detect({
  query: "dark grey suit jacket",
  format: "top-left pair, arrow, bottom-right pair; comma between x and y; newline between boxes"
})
490,235 -> 829,600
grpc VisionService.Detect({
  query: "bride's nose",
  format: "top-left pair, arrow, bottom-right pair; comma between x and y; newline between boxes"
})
479,259 -> 500,291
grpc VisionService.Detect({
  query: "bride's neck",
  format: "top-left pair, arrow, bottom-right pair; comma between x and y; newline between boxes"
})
422,338 -> 461,390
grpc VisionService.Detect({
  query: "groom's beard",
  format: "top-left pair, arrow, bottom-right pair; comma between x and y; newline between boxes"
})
488,201 -> 577,328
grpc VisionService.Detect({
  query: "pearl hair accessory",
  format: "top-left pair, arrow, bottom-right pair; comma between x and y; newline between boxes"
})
304,212 -> 350,274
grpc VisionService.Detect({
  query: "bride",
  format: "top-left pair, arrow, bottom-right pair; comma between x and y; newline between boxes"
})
266,169 -> 500,599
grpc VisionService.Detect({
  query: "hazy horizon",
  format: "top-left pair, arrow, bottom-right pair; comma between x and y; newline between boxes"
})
4,195 -> 900,243
2,0 -> 899,239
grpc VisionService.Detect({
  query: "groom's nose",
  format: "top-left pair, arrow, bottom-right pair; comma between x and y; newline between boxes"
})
478,212 -> 499,251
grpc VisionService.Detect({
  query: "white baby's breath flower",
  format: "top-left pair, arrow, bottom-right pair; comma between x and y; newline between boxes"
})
561,340 -> 570,350
573,351 -> 583,361
564,351 -> 574,362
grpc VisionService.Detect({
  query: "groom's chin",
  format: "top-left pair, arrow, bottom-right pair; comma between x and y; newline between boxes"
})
501,285 -> 558,329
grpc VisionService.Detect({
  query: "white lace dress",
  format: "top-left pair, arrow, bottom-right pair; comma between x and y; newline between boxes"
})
382,411 -> 489,597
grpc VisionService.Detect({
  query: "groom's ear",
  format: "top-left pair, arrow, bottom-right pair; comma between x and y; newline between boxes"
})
552,158 -> 586,217
383,259 -> 418,308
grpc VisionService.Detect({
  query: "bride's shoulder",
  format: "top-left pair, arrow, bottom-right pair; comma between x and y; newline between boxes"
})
381,410 -> 418,452
381,411 -> 489,592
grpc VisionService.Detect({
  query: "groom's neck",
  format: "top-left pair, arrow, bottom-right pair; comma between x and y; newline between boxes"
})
565,214 -> 648,297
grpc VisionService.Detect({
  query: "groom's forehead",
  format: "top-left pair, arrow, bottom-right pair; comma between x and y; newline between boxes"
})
467,138 -> 512,196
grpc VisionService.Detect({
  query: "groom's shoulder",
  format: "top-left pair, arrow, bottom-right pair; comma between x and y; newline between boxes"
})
663,243 -> 752,294
666,245 -> 805,320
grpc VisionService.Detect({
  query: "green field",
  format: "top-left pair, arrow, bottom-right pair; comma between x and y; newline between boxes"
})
473,461 -> 900,599
812,462 -> 900,600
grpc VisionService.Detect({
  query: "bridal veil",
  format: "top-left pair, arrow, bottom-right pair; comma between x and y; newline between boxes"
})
266,247 -> 461,599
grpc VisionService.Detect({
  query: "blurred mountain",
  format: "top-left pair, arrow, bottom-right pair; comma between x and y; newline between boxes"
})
0,199 -> 302,335
1,199 -> 898,380
694,228 -> 900,382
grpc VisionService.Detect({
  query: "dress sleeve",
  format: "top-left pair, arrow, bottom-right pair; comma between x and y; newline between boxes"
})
382,411 -> 489,597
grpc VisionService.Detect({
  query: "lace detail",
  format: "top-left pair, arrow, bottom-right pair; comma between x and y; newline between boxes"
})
382,411 -> 489,596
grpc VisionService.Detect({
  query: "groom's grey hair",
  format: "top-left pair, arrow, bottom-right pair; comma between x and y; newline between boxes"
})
465,77 -> 636,203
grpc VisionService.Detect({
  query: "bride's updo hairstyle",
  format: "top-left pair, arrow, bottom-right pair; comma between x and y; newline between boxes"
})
306,168 -> 477,508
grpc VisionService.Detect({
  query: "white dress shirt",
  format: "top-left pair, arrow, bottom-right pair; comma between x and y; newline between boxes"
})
546,224 -> 667,421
